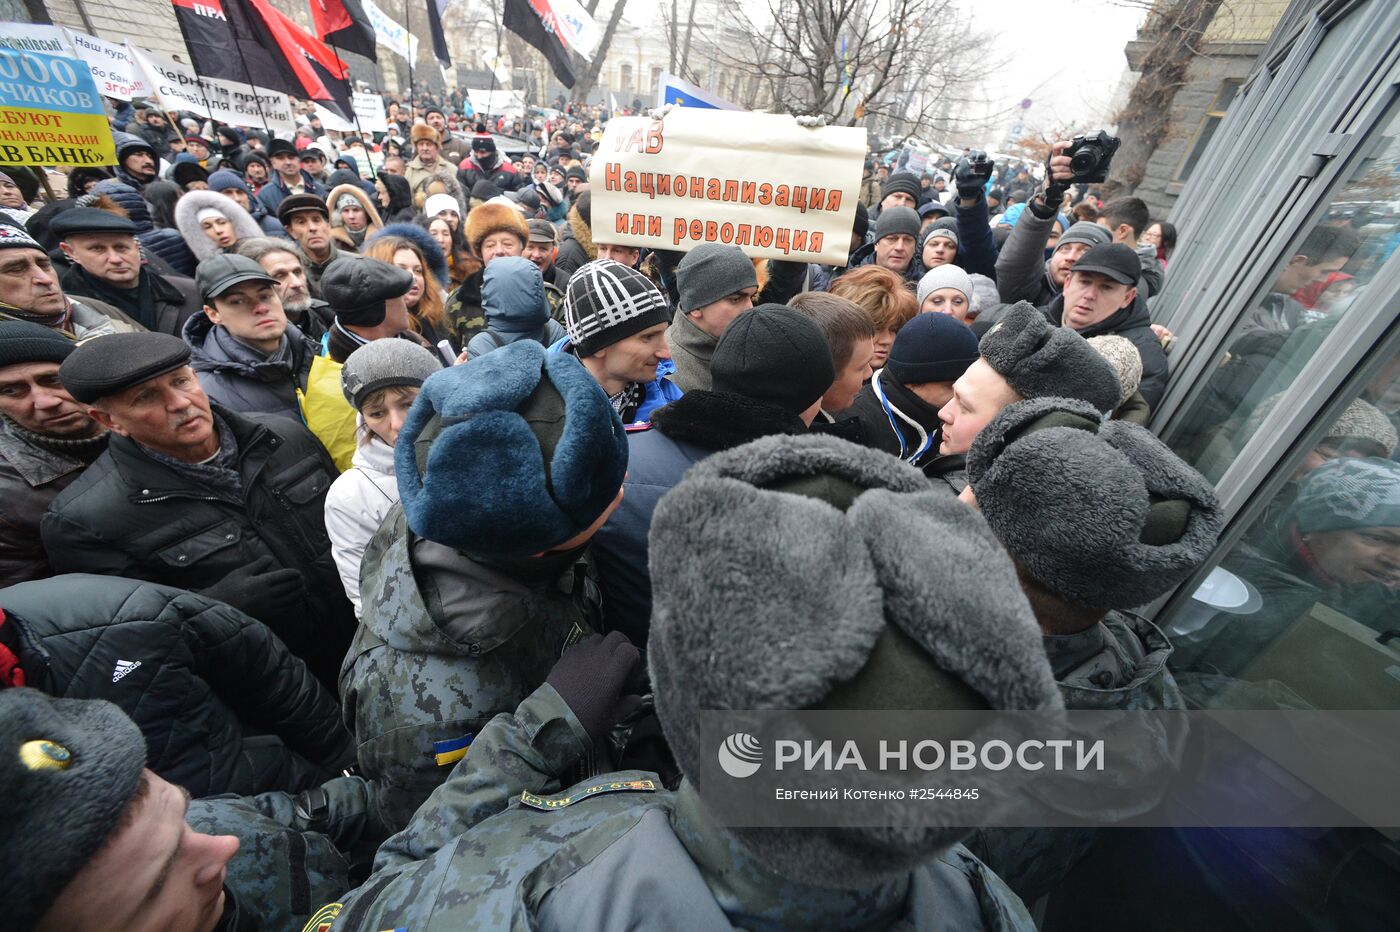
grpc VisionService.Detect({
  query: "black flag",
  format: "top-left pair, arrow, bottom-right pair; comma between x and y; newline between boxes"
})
503,0 -> 575,87
310,0 -> 377,63
427,0 -> 452,67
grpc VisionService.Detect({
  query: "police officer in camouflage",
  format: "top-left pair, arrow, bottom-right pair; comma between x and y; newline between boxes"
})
0,687 -> 363,932
961,396 -> 1222,904
340,339 -> 626,835
318,435 -> 1066,930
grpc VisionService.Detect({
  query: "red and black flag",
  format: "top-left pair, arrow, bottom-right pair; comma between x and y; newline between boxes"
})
427,0 -> 452,68
171,0 -> 335,102
309,0 -> 377,63
503,0 -> 575,87
265,2 -> 355,118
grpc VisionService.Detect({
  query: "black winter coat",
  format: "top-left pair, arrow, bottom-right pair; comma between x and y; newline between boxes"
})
1045,292 -> 1170,409
0,575 -> 354,797
182,312 -> 317,419
39,406 -> 356,687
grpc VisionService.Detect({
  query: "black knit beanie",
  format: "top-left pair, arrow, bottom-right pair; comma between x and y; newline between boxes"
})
0,320 -> 75,368
710,306 -> 835,415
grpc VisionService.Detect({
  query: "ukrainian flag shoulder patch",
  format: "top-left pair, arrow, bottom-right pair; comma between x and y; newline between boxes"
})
520,778 -> 658,811
300,902 -> 341,931
433,733 -> 473,766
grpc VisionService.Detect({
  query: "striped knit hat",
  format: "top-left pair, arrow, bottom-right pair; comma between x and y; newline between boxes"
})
563,259 -> 671,357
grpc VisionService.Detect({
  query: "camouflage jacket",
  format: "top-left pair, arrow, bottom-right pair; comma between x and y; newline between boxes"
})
967,611 -> 1186,905
318,686 -> 1035,931
340,504 -> 601,835
190,776 -> 372,932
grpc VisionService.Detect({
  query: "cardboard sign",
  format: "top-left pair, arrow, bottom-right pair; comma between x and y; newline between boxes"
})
129,45 -> 296,136
64,29 -> 147,100
0,47 -> 116,166
592,109 -> 865,265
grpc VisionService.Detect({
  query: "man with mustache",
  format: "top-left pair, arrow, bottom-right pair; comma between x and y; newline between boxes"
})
39,332 -> 355,688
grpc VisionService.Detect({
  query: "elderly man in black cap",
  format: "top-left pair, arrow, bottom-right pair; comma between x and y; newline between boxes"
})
0,321 -> 107,586
0,224 -> 140,338
52,208 -> 201,336
277,194 -> 344,296
1047,242 -> 1170,408
40,331 -> 355,687
257,137 -> 327,216
182,254 -> 318,419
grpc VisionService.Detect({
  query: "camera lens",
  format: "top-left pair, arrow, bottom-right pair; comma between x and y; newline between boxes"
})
1070,150 -> 1098,174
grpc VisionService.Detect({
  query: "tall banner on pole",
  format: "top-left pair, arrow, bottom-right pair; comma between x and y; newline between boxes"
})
0,47 -> 116,166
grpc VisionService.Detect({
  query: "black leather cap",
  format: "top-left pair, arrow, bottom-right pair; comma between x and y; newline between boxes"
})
59,332 -> 191,404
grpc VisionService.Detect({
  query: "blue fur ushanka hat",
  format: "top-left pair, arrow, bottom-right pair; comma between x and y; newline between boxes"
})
396,340 -> 628,559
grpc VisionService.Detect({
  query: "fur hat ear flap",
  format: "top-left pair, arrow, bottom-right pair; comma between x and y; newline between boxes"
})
848,489 -> 1062,711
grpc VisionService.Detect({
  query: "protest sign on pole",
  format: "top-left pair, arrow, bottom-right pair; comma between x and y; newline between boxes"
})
63,29 -> 148,100
353,91 -> 387,132
363,0 -> 419,62
466,88 -> 525,116
0,47 -> 115,166
0,23 -> 72,56
591,109 -> 865,265
129,45 -> 297,136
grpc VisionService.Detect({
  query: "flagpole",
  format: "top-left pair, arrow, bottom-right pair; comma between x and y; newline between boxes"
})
327,35 -> 378,179
402,0 -> 415,121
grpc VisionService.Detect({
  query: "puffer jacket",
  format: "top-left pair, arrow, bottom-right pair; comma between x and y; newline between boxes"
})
324,433 -> 399,617
174,189 -> 265,261
464,255 -> 566,359
341,503 -> 603,833
91,179 -> 197,277
0,575 -> 355,797
40,405 -> 356,688
182,312 -> 318,419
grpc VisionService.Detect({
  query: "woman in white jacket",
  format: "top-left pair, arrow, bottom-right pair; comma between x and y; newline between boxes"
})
324,339 -> 443,616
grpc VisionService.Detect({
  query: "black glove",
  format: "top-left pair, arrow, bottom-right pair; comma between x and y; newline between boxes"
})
954,150 -> 994,199
547,631 -> 645,750
200,555 -> 305,622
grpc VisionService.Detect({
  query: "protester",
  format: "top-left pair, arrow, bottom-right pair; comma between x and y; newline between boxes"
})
916,263 -> 976,320
0,224 -> 140,336
553,188 -> 595,280
1142,220 -> 1177,264
875,172 -> 920,213
442,199 -> 531,346
277,194 -> 344,295
325,435 -> 1058,929
1088,333 -> 1151,423
665,243 -> 759,392
552,259 -> 679,426
323,338 -> 441,616
847,311 -> 980,469
110,132 -> 158,192
169,158 -> 210,192
464,255 -> 566,359
920,224 -> 959,271
235,236 -> 334,341
174,190 -> 264,261
0,574 -> 355,797
828,264 -> 919,370
592,307 -> 834,645
300,146 -> 332,187
404,125 -> 460,210
845,206 -> 920,281
328,183 -> 384,251
0,322 -> 107,586
41,332 -> 355,687
256,137 -> 325,216
51,207 -> 201,336
458,126 -> 523,194
1048,243 -> 1169,408
364,229 -> 454,349
182,254 -> 317,418
787,291 -> 877,422
342,341 -> 622,832
207,169 -> 286,237
376,170 -> 416,224
1095,196 -> 1164,297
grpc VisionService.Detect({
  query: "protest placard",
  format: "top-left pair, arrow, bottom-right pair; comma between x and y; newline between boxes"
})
591,109 -> 865,265
129,45 -> 296,137
0,23 -> 71,56
0,47 -> 115,166
64,30 -> 147,100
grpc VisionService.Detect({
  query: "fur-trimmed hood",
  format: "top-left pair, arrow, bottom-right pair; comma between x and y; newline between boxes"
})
565,204 -> 596,263
327,183 -> 384,248
367,223 -> 450,287
173,189 -> 264,261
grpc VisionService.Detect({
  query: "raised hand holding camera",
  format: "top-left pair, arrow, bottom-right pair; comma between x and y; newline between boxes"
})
955,150 -> 995,199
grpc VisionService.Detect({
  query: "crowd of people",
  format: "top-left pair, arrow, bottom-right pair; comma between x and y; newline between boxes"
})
0,86 -> 1387,932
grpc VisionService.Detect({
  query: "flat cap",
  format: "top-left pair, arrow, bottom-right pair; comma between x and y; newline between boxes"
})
277,193 -> 329,225
527,218 -> 557,243
195,253 -> 277,301
59,331 -> 191,404
265,137 -> 298,158
978,301 -> 1121,415
48,207 -> 137,239
320,257 -> 413,328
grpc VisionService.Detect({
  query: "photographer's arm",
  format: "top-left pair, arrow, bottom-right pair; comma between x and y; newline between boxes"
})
995,141 -> 1072,303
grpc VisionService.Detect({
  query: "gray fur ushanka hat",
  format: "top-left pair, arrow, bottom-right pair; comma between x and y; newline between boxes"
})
966,396 -> 1223,609
978,301 -> 1121,415
647,434 -> 1062,888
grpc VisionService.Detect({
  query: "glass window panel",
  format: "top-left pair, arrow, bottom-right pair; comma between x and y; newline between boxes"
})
1164,101 -> 1400,484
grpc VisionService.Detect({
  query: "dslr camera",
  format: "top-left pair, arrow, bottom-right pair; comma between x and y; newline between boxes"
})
1066,131 -> 1120,184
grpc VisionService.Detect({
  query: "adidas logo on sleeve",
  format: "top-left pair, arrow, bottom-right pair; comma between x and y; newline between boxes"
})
112,659 -> 142,682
